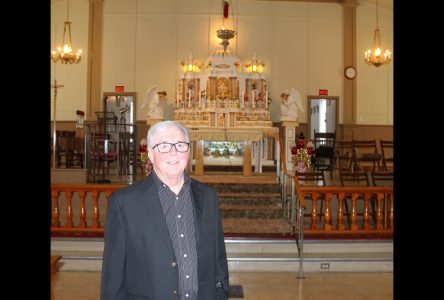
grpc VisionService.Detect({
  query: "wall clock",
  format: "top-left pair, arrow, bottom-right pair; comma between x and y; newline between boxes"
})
344,66 -> 357,79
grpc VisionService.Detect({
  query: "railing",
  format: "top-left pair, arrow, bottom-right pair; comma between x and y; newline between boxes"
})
51,183 -> 126,233
290,175 -> 393,278
51,174 -> 393,279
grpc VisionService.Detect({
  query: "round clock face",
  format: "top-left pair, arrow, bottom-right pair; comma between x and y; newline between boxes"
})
345,67 -> 357,79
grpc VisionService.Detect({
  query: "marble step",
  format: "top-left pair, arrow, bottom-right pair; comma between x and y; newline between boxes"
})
51,238 -> 392,273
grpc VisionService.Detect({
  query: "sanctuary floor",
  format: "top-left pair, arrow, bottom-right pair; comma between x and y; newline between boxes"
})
53,271 -> 393,300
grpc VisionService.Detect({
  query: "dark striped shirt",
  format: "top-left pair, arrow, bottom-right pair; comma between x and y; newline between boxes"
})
152,171 -> 198,300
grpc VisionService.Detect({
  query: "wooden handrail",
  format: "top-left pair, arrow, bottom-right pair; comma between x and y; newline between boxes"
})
277,137 -> 287,175
294,185 -> 393,234
51,183 -> 393,236
51,183 -> 126,234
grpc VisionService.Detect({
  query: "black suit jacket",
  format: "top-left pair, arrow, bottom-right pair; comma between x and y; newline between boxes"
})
101,174 -> 229,300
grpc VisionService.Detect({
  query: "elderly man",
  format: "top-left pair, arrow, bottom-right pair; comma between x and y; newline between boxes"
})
101,120 -> 229,300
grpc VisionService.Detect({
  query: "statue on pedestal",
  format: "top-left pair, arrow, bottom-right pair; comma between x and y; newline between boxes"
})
141,85 -> 167,121
280,88 -> 305,122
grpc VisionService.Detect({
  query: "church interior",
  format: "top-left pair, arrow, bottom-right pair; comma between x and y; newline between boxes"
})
50,0 -> 393,299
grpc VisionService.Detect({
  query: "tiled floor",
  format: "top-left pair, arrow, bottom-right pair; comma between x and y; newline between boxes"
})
53,271 -> 393,300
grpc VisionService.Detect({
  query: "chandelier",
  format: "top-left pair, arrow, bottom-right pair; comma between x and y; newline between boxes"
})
217,1 -> 236,52
51,0 -> 82,64
245,51 -> 265,73
364,0 -> 391,67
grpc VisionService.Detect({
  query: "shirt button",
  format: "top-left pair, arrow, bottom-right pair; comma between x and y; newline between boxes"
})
186,275 -> 190,279
171,261 -> 176,267
176,196 -> 179,200
177,215 -> 181,218
180,234 -> 184,238
185,293 -> 189,297
184,254 -> 187,258
172,290 -> 177,295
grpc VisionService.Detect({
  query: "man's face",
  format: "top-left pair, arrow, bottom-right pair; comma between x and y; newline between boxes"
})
148,126 -> 189,180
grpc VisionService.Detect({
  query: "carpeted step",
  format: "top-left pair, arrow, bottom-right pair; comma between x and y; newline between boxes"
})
220,205 -> 284,219
219,193 -> 281,206
210,183 -> 281,194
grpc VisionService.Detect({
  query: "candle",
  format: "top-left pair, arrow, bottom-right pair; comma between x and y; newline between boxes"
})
265,91 -> 268,109
176,91 -> 179,107
198,90 -> 201,108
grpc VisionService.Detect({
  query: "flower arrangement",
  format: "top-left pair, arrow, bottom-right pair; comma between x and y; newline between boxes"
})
139,138 -> 152,176
290,139 -> 314,172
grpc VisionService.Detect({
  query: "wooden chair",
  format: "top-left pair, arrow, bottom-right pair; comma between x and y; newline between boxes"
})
339,170 -> 374,227
90,132 -> 117,182
379,140 -> 394,171
370,171 -> 394,187
311,131 -> 336,178
352,139 -> 383,172
370,171 -> 393,228
118,132 -> 136,176
334,140 -> 354,171
296,171 -> 326,222
56,130 -> 75,168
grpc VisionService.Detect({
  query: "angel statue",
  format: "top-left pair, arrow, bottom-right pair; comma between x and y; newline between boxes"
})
280,88 -> 305,122
141,85 -> 167,120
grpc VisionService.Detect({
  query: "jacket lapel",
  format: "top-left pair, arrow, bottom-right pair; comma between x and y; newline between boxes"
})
137,176 -> 174,253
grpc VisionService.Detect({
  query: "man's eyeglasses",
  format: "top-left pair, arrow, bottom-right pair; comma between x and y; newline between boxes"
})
152,142 -> 190,153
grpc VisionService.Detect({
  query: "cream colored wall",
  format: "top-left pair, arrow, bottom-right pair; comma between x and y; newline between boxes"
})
356,1 -> 393,125
50,0 -> 393,126
50,0 -> 89,121
101,0 -> 343,123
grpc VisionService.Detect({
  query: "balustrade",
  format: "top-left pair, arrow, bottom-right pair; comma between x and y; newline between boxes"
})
51,183 -> 126,234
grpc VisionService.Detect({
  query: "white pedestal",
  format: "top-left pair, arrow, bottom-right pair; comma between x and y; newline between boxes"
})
281,121 -> 299,172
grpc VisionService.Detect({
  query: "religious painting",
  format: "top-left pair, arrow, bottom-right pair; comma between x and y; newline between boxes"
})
216,77 -> 230,100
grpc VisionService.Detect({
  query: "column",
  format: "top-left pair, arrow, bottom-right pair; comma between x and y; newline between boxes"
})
281,121 -> 299,172
342,0 -> 358,124
194,140 -> 204,176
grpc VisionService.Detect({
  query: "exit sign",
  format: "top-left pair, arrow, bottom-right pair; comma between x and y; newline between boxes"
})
115,85 -> 125,92
319,89 -> 328,95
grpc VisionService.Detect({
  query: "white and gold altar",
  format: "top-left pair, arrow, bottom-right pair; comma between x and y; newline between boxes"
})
170,49 -> 279,176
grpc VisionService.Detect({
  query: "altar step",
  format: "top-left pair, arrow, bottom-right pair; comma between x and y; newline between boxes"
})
212,182 -> 284,220
51,238 -> 392,273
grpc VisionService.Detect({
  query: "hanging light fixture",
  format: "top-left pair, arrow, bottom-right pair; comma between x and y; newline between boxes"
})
51,0 -> 82,64
364,0 -> 391,67
245,51 -> 265,73
217,1 -> 236,52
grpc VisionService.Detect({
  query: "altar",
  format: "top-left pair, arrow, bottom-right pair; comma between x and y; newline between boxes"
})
187,127 -> 278,176
166,48 -> 280,176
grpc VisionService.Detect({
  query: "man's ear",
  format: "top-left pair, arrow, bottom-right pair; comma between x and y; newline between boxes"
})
148,149 -> 154,163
